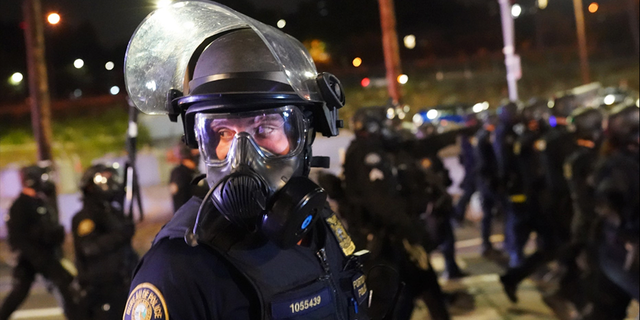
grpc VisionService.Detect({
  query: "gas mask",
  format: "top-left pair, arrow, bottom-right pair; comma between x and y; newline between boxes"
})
194,105 -> 327,248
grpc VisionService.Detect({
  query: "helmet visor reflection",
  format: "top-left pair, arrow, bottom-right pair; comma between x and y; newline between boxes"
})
195,106 -> 305,165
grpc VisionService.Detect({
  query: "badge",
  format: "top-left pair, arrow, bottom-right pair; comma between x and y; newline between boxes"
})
77,219 -> 95,237
535,139 -> 547,151
563,162 -> 573,179
124,283 -> 168,320
325,214 -> 356,256
368,168 -> 384,182
364,153 -> 381,166
470,137 -> 479,147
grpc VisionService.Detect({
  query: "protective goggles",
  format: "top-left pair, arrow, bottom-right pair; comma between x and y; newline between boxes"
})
194,106 -> 306,165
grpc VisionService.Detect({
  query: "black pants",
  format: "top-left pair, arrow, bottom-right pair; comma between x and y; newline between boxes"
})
0,254 -> 78,320
78,282 -> 130,320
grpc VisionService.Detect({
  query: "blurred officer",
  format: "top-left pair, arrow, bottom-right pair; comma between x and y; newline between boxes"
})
122,2 -> 370,319
540,94 -> 580,240
587,103 -> 639,319
73,164 -> 139,320
492,102 -> 528,269
345,106 -> 451,320
540,107 -> 605,316
169,142 -> 209,212
454,112 -> 479,222
412,117 -> 470,280
473,110 -> 506,256
0,164 -> 78,320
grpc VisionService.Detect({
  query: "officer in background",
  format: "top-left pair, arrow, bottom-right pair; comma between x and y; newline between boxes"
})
344,106 -> 452,320
454,112 -> 479,223
73,164 -> 139,319
0,164 -> 78,320
544,107 -> 605,317
412,115 -> 470,280
169,141 -> 209,212
473,110 -> 506,257
492,102 -> 528,270
122,2 -> 371,319
588,102 -> 639,320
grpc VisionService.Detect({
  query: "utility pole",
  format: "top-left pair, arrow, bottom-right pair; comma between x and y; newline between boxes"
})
378,0 -> 403,105
23,0 -> 54,161
497,0 -> 521,102
572,0 -> 591,84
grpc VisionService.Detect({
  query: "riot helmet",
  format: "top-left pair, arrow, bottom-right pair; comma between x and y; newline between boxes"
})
125,1 -> 343,248
520,98 -> 551,131
551,94 -> 580,119
567,107 -> 604,144
20,162 -> 55,195
79,164 -> 123,203
496,102 -> 520,125
351,106 -> 392,137
605,102 -> 640,150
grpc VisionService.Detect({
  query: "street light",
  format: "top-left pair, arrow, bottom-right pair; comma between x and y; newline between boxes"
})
511,4 -> 522,18
9,72 -> 24,85
403,35 -> 416,49
47,12 -> 60,25
73,59 -> 84,69
277,19 -> 286,29
397,74 -> 408,84
105,61 -> 115,70
588,2 -> 599,13
352,57 -> 362,67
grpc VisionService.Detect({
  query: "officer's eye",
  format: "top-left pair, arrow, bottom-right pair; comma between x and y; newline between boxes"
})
217,129 -> 236,141
255,125 -> 276,137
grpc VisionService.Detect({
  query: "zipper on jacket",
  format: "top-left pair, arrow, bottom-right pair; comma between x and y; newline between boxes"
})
316,247 -> 346,320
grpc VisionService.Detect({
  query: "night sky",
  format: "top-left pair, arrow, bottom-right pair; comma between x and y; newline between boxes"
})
0,0 -> 307,48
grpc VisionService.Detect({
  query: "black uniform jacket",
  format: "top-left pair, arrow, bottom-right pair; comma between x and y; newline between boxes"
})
72,199 -> 137,287
6,193 -> 65,262
125,197 -> 370,320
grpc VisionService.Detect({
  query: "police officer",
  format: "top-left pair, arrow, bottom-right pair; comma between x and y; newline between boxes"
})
587,102 -> 639,319
73,164 -> 139,319
454,112 -> 479,223
169,142 -> 208,212
344,106 -> 451,320
540,107 -> 605,316
492,102 -> 528,270
473,110 -> 506,257
122,2 -> 370,319
0,164 -> 78,320
412,116 -> 471,280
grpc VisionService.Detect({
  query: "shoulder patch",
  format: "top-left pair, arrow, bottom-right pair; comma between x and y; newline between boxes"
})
364,153 -> 381,166
325,214 -> 356,256
77,219 -> 95,237
124,283 -> 169,320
